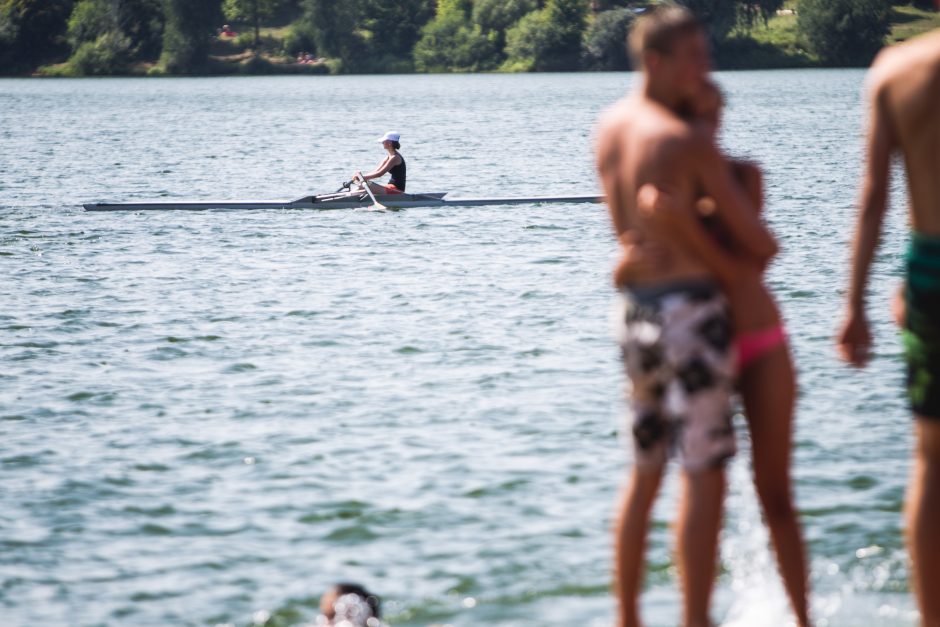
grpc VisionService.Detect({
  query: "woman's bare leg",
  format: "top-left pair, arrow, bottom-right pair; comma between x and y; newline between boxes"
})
739,345 -> 810,626
677,466 -> 726,627
364,181 -> 388,195
615,465 -> 664,627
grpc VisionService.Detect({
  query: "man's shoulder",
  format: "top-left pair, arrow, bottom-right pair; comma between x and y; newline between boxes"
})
597,96 -> 636,132
870,31 -> 940,89
600,97 -> 693,139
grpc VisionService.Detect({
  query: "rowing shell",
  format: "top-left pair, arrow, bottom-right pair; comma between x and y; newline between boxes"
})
83,192 -> 603,212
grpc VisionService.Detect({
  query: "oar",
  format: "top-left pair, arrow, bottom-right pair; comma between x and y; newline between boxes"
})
356,173 -> 386,211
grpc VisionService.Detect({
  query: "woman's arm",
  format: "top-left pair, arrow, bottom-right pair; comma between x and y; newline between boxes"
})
637,185 -> 746,290
694,135 -> 777,265
361,155 -> 399,181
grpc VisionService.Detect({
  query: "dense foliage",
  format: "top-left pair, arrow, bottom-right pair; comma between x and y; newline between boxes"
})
414,0 -> 496,72
224,0 -> 280,47
160,0 -> 222,73
582,7 -> 634,70
0,0 -> 74,71
675,0 -> 738,42
301,0 -> 361,69
798,0 -> 892,66
0,0 -> 934,75
67,0 -> 163,71
504,0 -> 588,71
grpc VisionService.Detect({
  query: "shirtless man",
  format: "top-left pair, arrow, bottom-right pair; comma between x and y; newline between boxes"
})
837,14 -> 940,624
595,6 -> 776,627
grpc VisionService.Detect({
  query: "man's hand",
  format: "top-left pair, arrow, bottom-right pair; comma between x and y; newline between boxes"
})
892,283 -> 906,328
637,184 -> 689,235
837,308 -> 873,368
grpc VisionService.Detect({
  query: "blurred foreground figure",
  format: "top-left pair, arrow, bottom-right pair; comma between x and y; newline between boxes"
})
837,9 -> 940,624
318,583 -> 382,627
617,78 -> 810,625
595,5 -> 776,626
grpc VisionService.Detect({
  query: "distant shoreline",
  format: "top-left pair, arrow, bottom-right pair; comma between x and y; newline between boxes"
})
8,4 -> 937,79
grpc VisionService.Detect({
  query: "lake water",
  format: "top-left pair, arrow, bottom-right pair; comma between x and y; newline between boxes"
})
0,71 -> 917,626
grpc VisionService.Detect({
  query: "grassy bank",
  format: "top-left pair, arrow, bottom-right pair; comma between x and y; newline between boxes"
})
889,4 -> 940,43
720,4 -> 940,70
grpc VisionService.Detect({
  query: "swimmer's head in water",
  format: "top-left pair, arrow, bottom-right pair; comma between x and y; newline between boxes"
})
319,583 -> 381,627
629,5 -> 709,96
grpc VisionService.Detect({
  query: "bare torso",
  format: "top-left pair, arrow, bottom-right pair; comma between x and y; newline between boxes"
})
597,96 -> 712,285
874,30 -> 940,235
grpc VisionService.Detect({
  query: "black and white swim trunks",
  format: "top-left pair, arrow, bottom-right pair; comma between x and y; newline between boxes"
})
617,280 -> 736,472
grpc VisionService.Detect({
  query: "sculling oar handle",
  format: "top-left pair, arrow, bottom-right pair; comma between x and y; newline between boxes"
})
355,173 -> 386,211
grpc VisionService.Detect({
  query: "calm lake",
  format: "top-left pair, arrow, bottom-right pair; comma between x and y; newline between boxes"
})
0,71 -> 916,626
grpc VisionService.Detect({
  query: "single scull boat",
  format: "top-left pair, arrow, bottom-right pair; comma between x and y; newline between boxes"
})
83,187 -> 603,212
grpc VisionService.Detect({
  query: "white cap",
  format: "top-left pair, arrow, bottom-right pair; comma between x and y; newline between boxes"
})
377,131 -> 400,143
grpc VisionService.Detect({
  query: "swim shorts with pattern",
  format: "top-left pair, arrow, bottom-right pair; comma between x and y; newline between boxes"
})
618,280 -> 737,471
904,232 -> 940,419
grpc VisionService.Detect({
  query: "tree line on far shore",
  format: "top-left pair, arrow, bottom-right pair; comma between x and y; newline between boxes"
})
0,0 -> 935,76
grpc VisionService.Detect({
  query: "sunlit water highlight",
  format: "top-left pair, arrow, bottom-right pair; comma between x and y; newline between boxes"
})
0,71 -> 916,625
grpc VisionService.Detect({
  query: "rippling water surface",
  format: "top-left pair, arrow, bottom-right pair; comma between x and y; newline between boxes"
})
0,71 -> 916,626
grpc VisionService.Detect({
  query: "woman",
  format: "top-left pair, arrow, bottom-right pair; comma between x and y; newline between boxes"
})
353,131 -> 406,195
619,81 -> 811,627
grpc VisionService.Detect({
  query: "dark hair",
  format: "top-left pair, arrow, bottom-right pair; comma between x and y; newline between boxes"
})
391,140 -> 401,150
677,80 -> 724,121
330,582 -> 381,618
628,4 -> 704,69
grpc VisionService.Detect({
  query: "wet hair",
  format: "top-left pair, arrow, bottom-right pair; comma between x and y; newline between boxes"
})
323,583 -> 381,619
628,4 -> 705,69
391,140 -> 401,150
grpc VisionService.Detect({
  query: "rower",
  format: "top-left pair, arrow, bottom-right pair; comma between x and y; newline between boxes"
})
353,131 -> 406,195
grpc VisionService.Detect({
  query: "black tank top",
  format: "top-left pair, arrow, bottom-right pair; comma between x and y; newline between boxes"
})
388,154 -> 406,191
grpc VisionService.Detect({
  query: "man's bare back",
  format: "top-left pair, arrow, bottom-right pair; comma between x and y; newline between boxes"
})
869,30 -> 940,234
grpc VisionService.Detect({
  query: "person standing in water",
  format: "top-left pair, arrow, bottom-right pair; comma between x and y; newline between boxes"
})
837,15 -> 940,624
353,131 -> 406,195
617,80 -> 810,626
595,6 -> 776,626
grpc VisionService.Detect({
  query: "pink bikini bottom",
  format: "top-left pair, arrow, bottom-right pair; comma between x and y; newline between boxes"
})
736,325 -> 787,370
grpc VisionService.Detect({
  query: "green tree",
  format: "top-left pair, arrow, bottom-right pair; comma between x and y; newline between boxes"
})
68,0 -> 162,61
160,0 -> 221,73
675,0 -> 737,42
70,29 -> 132,73
0,0 -> 75,73
301,0 -> 363,68
582,7 -> 633,70
223,0 -> 279,48
503,0 -> 588,71
413,0 -> 496,72
362,0 -> 433,60
798,0 -> 891,66
472,0 -> 535,50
